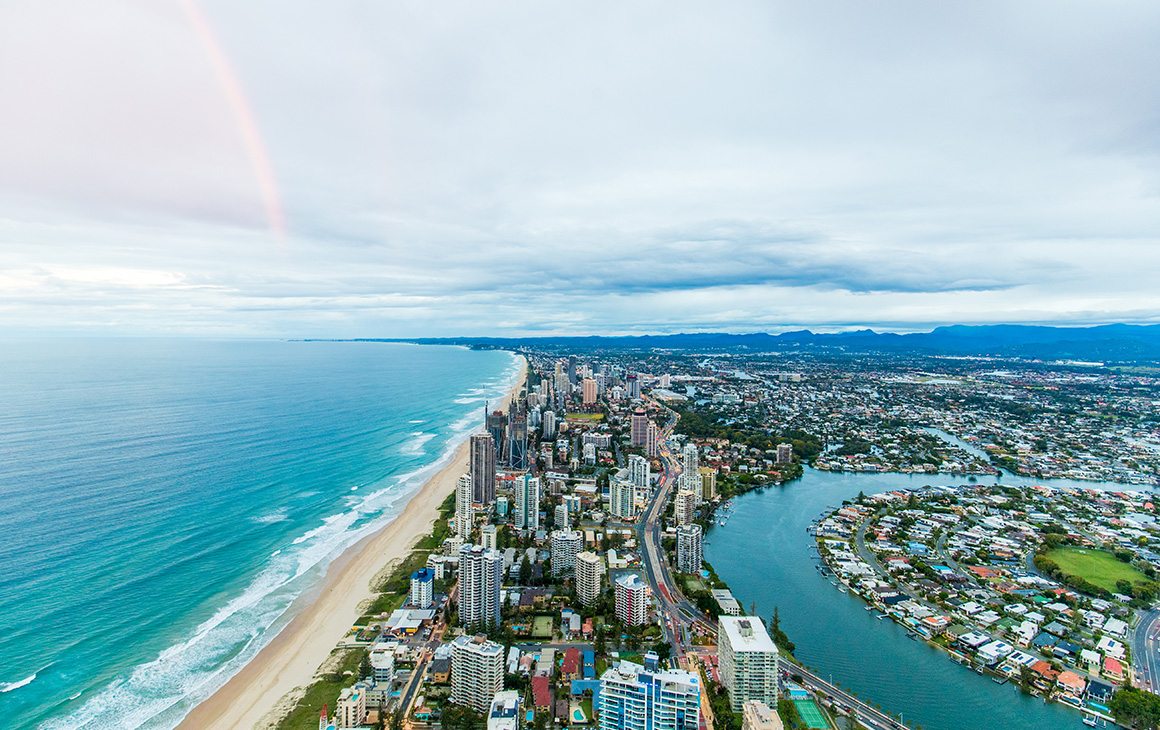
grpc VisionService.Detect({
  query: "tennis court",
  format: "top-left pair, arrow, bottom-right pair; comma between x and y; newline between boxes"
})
793,699 -> 830,729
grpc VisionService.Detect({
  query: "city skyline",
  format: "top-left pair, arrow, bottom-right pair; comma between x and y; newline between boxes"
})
2,2 -> 1159,337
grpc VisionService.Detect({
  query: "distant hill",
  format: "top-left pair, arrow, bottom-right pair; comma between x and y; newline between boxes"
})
342,323 -> 1160,363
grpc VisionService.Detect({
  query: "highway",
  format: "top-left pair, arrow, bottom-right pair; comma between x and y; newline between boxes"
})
635,402 -> 914,730
1133,608 -> 1160,691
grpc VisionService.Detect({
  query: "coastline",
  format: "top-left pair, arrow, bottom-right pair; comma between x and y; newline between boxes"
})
178,355 -> 525,730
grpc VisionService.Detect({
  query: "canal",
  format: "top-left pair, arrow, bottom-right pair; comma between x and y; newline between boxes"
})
704,467 -> 1139,730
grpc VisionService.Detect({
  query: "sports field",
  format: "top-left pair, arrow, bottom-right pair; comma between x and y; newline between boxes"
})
793,699 -> 830,729
1045,547 -> 1148,593
532,615 -> 554,638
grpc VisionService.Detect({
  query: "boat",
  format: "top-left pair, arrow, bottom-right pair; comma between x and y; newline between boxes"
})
838,586 -> 848,594
876,613 -> 888,620
864,605 -> 873,611
1082,719 -> 1097,727
992,677 -> 1008,685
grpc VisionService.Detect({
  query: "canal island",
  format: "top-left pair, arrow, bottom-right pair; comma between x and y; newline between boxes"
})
815,484 -> 1160,725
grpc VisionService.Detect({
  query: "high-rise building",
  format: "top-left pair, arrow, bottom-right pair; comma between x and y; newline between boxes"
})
626,374 -> 641,400
336,685 -> 367,728
598,659 -> 700,730
776,443 -> 794,465
486,410 -> 507,462
576,551 -> 604,606
718,616 -> 781,712
507,413 -> 528,470
630,409 -> 648,447
674,488 -> 697,526
568,355 -> 578,385
741,701 -> 784,730
550,529 -> 584,576
582,378 -> 598,406
555,503 -> 570,529
628,454 -> 651,489
480,523 -> 498,551
681,443 -> 700,496
699,467 -> 717,501
542,410 -> 557,439
615,574 -> 650,626
455,474 -> 474,539
659,374 -> 671,389
611,479 -> 636,520
676,524 -> 703,574
514,475 -> 540,531
451,634 -> 504,714
458,544 -> 503,629
646,422 -> 658,457
470,433 -> 497,504
410,568 -> 434,608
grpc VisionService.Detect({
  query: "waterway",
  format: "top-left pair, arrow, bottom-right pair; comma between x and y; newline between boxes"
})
705,467 -> 1146,730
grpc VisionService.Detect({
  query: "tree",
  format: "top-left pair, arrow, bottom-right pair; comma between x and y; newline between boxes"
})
1018,665 -> 1034,695
359,651 -> 373,680
520,556 -> 532,584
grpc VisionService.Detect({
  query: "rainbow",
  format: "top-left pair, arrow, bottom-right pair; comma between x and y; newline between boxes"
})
179,0 -> 286,239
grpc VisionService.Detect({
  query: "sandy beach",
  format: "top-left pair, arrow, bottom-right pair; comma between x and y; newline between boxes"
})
179,357 -> 525,730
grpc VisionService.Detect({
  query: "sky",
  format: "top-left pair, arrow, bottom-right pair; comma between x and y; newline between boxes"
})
1,1 -> 1159,337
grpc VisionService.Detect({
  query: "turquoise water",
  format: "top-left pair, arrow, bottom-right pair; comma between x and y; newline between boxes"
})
706,467 -> 1144,730
0,340 -> 520,729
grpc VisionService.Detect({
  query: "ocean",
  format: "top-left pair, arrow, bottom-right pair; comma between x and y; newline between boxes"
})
0,339 -> 521,730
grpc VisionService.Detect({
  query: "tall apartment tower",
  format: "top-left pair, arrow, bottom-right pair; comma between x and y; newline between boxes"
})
646,422 -> 658,457
409,568 -> 434,608
470,432 -> 497,504
630,409 -> 648,447
718,616 -> 781,712
598,660 -> 700,730
451,634 -> 504,714
514,475 -> 540,531
568,355 -> 578,385
582,378 -> 598,406
681,443 -> 700,497
550,529 -> 584,576
576,551 -> 604,606
699,467 -> 718,501
676,524 -> 703,574
628,454 -> 651,489
480,523 -> 498,551
455,474 -> 474,539
615,574 -> 650,626
611,479 -> 636,520
674,489 -> 697,526
458,544 -> 503,629
542,410 -> 557,439
776,443 -> 794,465
626,374 -> 640,400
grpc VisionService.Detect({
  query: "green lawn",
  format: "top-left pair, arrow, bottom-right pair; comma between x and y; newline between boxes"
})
1045,547 -> 1149,593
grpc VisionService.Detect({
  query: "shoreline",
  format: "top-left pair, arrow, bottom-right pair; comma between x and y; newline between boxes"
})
178,355 -> 525,730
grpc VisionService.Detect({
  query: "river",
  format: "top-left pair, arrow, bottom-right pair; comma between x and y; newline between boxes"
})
704,466 -> 1145,730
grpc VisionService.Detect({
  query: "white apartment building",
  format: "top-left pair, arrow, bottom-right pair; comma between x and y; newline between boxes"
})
598,660 -> 700,730
718,616 -> 780,712
551,529 -> 584,576
458,544 -> 503,629
451,634 -> 504,714
576,551 -> 604,606
615,574 -> 650,626
676,524 -> 703,574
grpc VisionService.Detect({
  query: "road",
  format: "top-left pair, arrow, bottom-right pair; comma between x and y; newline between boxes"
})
781,659 -> 912,730
1133,608 -> 1160,691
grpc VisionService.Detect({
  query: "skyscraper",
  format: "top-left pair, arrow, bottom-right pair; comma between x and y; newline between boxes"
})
486,410 -> 507,462
550,529 -> 584,576
458,544 -> 503,629
776,443 -> 794,464
676,524 -> 703,574
628,454 -> 651,489
626,373 -> 640,400
480,523 -> 498,551
455,474 -> 474,539
646,422 -> 658,457
582,377 -> 598,406
611,478 -> 635,520
598,659 -> 700,730
615,574 -> 650,626
699,467 -> 717,501
514,474 -> 540,531
681,443 -> 699,495
674,488 -> 697,526
576,551 -> 604,606
568,355 -> 578,385
718,616 -> 781,712
630,409 -> 648,447
542,410 -> 557,439
470,432 -> 497,505
451,634 -> 504,714
507,413 -> 528,470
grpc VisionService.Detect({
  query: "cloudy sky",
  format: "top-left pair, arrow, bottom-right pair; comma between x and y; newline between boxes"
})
2,1 -> 1158,336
